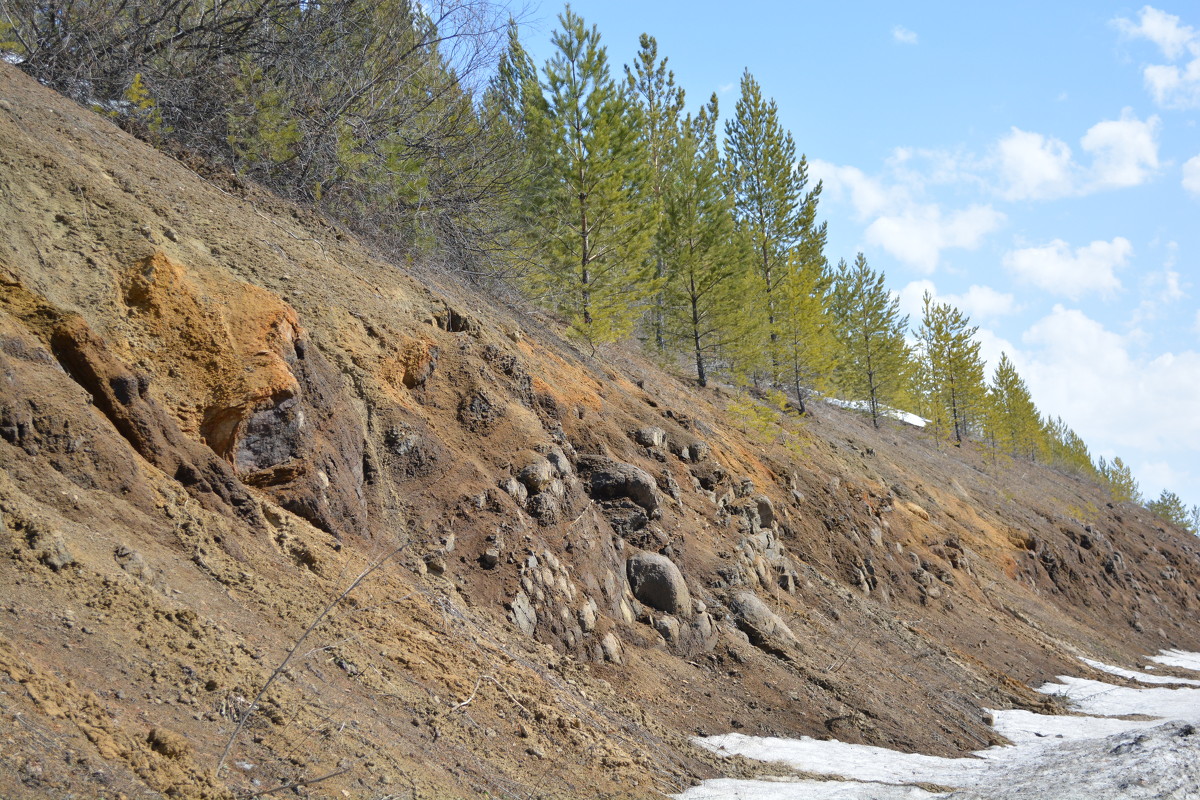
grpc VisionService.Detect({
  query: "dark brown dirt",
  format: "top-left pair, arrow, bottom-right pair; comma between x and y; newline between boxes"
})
3,62 -> 1200,798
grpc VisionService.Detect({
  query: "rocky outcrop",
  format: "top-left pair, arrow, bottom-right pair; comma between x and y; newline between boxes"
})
34,307 -> 262,528
117,251 -> 366,537
576,455 -> 662,516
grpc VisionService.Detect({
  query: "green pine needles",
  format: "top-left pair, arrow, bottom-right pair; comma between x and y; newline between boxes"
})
516,7 -> 654,350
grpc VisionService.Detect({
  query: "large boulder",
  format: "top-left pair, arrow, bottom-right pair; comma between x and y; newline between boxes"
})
576,455 -> 662,515
729,591 -> 797,653
626,551 -> 691,616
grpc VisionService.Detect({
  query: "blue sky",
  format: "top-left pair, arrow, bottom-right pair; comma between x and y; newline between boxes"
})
520,2 -> 1200,510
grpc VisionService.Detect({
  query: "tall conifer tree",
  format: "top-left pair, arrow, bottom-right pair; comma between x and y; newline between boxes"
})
518,7 -> 653,348
830,253 -> 911,428
917,293 -> 987,444
724,69 -> 824,380
626,34 -> 685,351
1098,456 -> 1142,504
986,352 -> 1043,460
774,250 -> 835,413
659,94 -> 755,386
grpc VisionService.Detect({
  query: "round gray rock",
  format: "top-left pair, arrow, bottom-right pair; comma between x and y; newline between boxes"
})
729,591 -> 797,648
626,552 -> 691,616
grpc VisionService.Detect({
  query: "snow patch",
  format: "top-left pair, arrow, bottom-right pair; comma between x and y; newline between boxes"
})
1082,657 -> 1200,686
1036,675 -> 1200,718
1148,649 -> 1200,672
678,651 -> 1200,799
824,397 -> 928,427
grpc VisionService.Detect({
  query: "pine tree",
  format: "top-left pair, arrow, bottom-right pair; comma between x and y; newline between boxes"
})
1098,455 -> 1142,504
916,293 -> 987,444
1042,416 -> 1095,476
986,353 -> 1043,461
830,253 -> 911,428
625,33 -> 685,352
659,95 -> 756,386
774,249 -> 835,413
491,18 -> 541,139
518,6 -> 653,349
724,69 -> 824,381
1148,490 -> 1195,533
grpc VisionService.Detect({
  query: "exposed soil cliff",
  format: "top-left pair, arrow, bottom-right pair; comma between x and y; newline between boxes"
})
3,63 -> 1200,799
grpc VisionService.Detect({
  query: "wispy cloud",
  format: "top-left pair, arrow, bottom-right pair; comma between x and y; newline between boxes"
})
811,159 -> 1004,273
892,25 -> 918,45
1113,5 -> 1200,109
1002,237 -> 1131,300
1183,154 -> 1200,195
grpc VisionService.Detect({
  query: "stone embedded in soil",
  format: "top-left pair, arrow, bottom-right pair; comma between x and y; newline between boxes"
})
654,615 -> 681,644
632,426 -> 666,448
730,591 -> 798,653
576,455 -> 662,516
510,591 -> 537,635
626,551 -> 692,617
600,632 -> 623,664
517,455 -> 555,493
754,495 -> 775,529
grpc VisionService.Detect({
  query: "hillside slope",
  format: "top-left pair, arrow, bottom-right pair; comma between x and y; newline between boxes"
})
2,63 -> 1200,799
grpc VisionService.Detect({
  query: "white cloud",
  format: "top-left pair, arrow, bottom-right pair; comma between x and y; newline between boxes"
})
892,25 -> 918,45
997,128 -> 1076,200
1113,6 -> 1200,108
896,279 -> 938,321
1183,154 -> 1200,194
1080,109 -> 1161,190
995,111 -> 1159,199
810,160 -> 899,219
1002,237 -> 1131,299
1135,460 -> 1193,501
1131,256 -> 1185,328
1019,307 -> 1200,462
896,280 -> 1016,324
813,157 -> 1003,272
1115,6 -> 1196,59
866,204 -> 1004,273
953,285 -> 1019,320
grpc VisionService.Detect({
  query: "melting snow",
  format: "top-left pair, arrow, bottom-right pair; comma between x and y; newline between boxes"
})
1149,649 -> 1200,671
824,397 -> 928,428
677,650 -> 1200,799
1081,657 -> 1200,686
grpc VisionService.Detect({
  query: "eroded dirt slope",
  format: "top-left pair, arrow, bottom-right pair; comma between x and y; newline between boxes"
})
3,63 -> 1200,799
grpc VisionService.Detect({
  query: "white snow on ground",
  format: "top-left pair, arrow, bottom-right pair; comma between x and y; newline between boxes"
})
677,651 -> 1200,800
1081,657 -> 1200,685
1036,675 -> 1200,718
1148,649 -> 1200,672
824,397 -> 928,428
690,733 -> 991,786
989,707 -> 1164,745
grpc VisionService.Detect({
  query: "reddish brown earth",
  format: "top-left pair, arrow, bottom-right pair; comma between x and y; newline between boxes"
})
3,63 -> 1200,799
